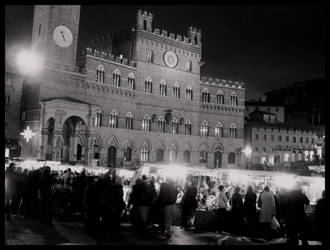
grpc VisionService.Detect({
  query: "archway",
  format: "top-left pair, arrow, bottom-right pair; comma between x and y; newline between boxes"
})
214,151 -> 222,168
108,146 -> 117,167
46,118 -> 55,160
62,116 -> 87,163
183,150 -> 191,163
156,149 -> 164,162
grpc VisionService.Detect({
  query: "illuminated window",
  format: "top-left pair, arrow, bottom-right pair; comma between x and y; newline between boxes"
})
185,119 -> 192,135
157,116 -> 165,133
125,112 -> 134,130
142,114 -> 151,131
96,65 -> 105,83
230,123 -> 237,138
147,50 -> 154,63
200,121 -> 209,136
186,60 -> 192,71
160,79 -> 167,96
230,92 -> 238,106
127,73 -> 135,90
173,82 -> 181,98
215,122 -> 224,137
186,85 -> 193,101
141,147 -> 149,162
216,90 -> 224,105
145,77 -> 153,93
171,118 -> 179,134
112,69 -> 121,87
109,110 -> 118,128
94,109 -> 102,127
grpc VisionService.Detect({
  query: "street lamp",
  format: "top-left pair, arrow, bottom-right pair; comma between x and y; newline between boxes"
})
243,145 -> 252,170
16,49 -> 43,76
20,126 -> 35,143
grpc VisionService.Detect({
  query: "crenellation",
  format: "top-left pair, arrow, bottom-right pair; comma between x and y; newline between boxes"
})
154,28 -> 160,35
176,34 -> 182,42
183,36 -> 189,44
169,33 -> 175,39
200,76 -> 246,89
161,30 -> 168,37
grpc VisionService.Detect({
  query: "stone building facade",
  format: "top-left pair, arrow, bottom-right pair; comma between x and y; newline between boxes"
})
18,5 -> 245,169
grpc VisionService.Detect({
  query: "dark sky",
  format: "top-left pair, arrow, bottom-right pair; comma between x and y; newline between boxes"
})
5,5 -> 325,100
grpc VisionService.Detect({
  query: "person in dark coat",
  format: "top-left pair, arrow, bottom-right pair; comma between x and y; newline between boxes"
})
244,186 -> 257,237
285,182 -> 310,245
315,190 -> 326,245
229,186 -> 244,235
5,163 -> 17,221
40,166 -> 55,225
181,180 -> 198,230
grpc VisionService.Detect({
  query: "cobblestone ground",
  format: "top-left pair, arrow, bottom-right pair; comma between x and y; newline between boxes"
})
5,215 -> 322,245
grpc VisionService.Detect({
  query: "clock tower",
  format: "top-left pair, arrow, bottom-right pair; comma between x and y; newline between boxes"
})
31,5 -> 80,71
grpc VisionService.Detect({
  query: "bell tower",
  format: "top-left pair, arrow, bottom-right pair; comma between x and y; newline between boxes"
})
31,5 -> 80,71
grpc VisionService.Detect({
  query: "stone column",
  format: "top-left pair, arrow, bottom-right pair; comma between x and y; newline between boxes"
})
85,132 -> 95,166
52,130 -> 62,161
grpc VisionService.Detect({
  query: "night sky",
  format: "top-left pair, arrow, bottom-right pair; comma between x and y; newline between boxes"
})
5,5 -> 325,100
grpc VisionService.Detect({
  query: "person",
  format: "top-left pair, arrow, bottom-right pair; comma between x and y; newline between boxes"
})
181,180 -> 198,230
258,186 -> 276,240
315,190 -> 326,245
5,163 -> 17,221
39,166 -> 55,225
214,185 -> 228,233
230,186 -> 244,235
127,178 -> 143,230
285,182 -> 310,245
244,186 -> 257,237
157,177 -> 178,238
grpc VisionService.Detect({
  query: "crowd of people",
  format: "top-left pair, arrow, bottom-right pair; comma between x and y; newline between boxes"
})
5,162 -> 326,245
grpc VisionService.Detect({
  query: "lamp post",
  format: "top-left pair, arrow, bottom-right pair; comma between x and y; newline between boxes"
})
243,145 -> 252,170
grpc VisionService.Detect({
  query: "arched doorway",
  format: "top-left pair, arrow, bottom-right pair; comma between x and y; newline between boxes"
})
108,146 -> 117,167
156,149 -> 164,162
214,151 -> 222,168
183,150 -> 191,163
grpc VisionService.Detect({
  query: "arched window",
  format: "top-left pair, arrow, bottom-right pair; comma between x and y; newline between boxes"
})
200,121 -> 209,136
160,79 -> 167,96
186,85 -> 193,101
112,69 -> 121,87
230,123 -> 237,138
142,114 -> 151,131
125,112 -> 133,130
96,65 -> 105,83
157,116 -> 165,133
147,50 -> 154,63
228,152 -> 236,164
140,145 -> 150,162
230,92 -> 238,106
173,82 -> 181,98
215,122 -> 224,137
169,147 -> 178,162
185,119 -> 192,135
145,77 -> 153,93
216,90 -> 224,105
201,88 -> 210,103
94,108 -> 102,126
109,110 -> 118,128
200,151 -> 208,163
186,60 -> 192,71
124,146 -> 132,162
127,73 -> 135,90
143,19 -> 147,31
171,118 -> 179,134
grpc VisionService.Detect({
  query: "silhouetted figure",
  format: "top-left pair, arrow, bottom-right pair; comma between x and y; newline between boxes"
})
5,163 -> 17,221
258,186 -> 276,240
244,186 -> 257,237
181,180 -> 198,230
214,185 -> 228,233
315,190 -> 326,245
40,166 -> 54,225
230,186 -> 244,235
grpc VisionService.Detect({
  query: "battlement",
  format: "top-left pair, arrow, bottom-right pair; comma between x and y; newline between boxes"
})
79,47 -> 137,68
200,76 -> 245,89
137,9 -> 153,19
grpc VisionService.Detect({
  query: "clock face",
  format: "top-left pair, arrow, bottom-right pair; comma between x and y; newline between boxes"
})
53,25 -> 73,48
164,51 -> 178,68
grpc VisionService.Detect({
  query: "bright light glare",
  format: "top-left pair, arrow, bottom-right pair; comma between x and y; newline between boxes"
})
273,173 -> 297,190
163,164 -> 187,180
16,49 -> 43,75
243,146 -> 252,157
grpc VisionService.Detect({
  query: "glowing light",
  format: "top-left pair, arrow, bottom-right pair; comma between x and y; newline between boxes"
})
16,49 -> 43,75
20,126 -> 35,143
162,164 -> 188,180
243,146 -> 252,158
273,173 -> 297,190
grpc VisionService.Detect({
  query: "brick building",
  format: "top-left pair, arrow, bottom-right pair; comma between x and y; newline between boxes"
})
12,5 -> 245,169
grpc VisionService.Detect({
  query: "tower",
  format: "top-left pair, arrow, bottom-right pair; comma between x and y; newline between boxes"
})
31,5 -> 81,71
187,26 -> 202,45
136,10 -> 153,32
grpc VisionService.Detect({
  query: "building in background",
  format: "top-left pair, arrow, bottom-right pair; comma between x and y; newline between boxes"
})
9,5 -> 246,169
244,101 -> 285,123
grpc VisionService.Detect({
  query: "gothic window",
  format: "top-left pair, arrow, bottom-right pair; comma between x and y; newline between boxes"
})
230,123 -> 237,138
112,69 -> 121,87
171,118 -> 179,134
200,151 -> 208,163
230,92 -> 238,106
142,114 -> 151,131
157,116 -> 165,133
124,147 -> 132,162
293,136 -> 296,143
169,148 -> 178,162
94,109 -> 102,127
127,73 -> 135,90
147,50 -> 154,63
201,88 -> 210,103
228,152 -> 236,164
216,90 -> 224,105
96,65 -> 105,83
143,20 -> 147,31
125,112 -> 133,130
160,80 -> 167,96
173,82 -> 181,98
185,119 -> 192,135
200,121 -> 209,136
186,60 -> 192,71
141,147 -> 149,162
109,110 -> 118,128
215,122 -> 224,137
145,77 -> 153,93
186,85 -> 193,101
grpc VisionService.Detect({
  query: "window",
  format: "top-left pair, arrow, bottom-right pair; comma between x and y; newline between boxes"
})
186,60 -> 192,71
112,69 -> 121,87
184,150 -> 191,163
109,110 -> 118,128
173,82 -> 181,98
300,137 -> 303,143
127,73 -> 135,90
293,137 -> 296,143
278,135 -> 282,142
96,65 -> 105,83
147,50 -> 154,63
230,92 -> 238,106
171,118 -> 179,134
142,114 -> 151,131
145,77 -> 153,93
311,138 -> 314,144
264,134 -> 267,140
186,85 -> 193,101
140,147 -> 149,162
255,147 -> 258,152
264,148 -> 267,153
160,80 -> 167,96
286,136 -> 289,142
124,147 -> 132,162
5,95 -> 10,107
306,137 -> 309,144
201,88 -> 210,103
271,135 -> 275,141
215,122 -> 224,137
230,123 -> 237,138
185,120 -> 192,135
255,134 -> 259,140
216,90 -> 224,105
143,20 -> 147,30
200,151 -> 208,163
200,121 -> 209,136
169,149 -> 178,162
157,116 -> 165,133
126,112 -> 134,130
94,109 -> 102,126
228,152 -> 236,164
